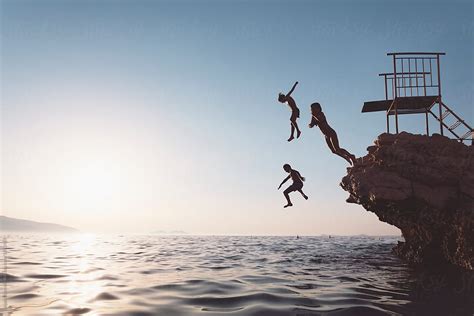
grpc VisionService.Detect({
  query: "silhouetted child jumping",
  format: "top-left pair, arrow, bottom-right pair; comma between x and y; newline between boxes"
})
278,164 -> 308,208
278,81 -> 301,142
309,102 -> 357,165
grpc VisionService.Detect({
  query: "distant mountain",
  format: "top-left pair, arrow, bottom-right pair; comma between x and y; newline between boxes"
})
151,230 -> 188,235
0,216 -> 78,233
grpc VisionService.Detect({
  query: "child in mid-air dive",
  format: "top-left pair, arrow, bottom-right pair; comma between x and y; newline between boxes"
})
278,81 -> 301,142
278,164 -> 308,208
309,102 -> 357,166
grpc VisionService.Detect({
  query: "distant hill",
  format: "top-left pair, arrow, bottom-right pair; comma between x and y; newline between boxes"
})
0,216 -> 78,233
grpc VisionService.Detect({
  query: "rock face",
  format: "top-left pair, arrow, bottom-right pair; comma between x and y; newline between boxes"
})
341,132 -> 473,270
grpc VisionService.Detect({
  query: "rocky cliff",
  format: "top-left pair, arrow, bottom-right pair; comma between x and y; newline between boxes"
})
341,132 -> 473,270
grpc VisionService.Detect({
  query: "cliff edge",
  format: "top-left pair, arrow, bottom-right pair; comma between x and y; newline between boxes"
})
341,132 -> 473,270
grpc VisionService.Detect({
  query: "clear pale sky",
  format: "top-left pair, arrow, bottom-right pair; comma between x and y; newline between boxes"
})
1,0 -> 472,234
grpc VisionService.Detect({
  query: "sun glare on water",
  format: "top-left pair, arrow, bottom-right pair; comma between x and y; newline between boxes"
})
66,234 -> 105,309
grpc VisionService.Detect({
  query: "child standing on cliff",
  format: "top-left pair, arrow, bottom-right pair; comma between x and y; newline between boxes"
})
278,163 -> 308,208
278,81 -> 301,142
309,102 -> 357,165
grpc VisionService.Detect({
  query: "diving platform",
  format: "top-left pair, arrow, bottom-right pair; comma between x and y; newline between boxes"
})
362,52 -> 473,144
363,96 -> 438,115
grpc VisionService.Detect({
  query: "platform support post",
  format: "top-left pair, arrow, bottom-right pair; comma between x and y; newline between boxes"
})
393,55 -> 399,134
425,111 -> 429,136
386,115 -> 390,133
437,54 -> 443,136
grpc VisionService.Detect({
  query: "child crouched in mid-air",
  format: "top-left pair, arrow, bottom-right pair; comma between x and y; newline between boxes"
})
278,163 -> 308,208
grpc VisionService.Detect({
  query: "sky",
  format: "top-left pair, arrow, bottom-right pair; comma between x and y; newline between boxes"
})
1,0 -> 472,235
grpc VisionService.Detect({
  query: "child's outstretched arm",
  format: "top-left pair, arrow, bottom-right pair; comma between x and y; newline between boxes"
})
278,175 -> 291,190
286,81 -> 298,97
309,115 -> 318,128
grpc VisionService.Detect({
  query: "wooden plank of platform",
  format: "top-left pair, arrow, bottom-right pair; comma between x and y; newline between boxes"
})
362,99 -> 393,113
362,96 -> 438,113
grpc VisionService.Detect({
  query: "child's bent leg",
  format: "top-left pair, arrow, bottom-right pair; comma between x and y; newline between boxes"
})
297,189 -> 308,200
283,187 -> 293,207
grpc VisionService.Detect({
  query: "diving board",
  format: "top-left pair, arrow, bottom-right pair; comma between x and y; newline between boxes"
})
362,52 -> 473,144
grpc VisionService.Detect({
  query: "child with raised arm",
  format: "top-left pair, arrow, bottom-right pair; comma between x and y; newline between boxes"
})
278,81 -> 301,142
278,164 -> 308,208
309,102 -> 357,165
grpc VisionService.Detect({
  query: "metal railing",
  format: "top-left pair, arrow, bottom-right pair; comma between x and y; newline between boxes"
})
382,52 -> 445,136
380,52 -> 445,100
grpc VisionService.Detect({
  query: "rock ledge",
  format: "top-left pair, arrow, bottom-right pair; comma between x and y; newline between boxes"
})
341,132 -> 473,270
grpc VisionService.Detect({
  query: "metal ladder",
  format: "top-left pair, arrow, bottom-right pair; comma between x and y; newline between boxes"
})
428,101 -> 473,144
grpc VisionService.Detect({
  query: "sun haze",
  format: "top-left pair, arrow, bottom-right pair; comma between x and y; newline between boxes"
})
2,0 -> 472,234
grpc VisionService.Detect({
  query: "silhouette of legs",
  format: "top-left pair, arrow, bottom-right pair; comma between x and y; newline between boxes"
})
283,187 -> 293,207
283,183 -> 307,207
294,121 -> 301,138
288,111 -> 301,142
288,121 -> 301,142
297,189 -> 308,200
325,134 -> 356,165
288,123 -> 295,142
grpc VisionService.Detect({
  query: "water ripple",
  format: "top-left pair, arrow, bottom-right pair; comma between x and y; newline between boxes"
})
2,235 -> 472,315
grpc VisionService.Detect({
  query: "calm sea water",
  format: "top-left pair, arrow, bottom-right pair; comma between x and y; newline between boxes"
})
1,235 -> 472,315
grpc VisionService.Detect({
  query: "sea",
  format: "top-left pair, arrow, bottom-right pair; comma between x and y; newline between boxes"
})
1,235 -> 473,315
